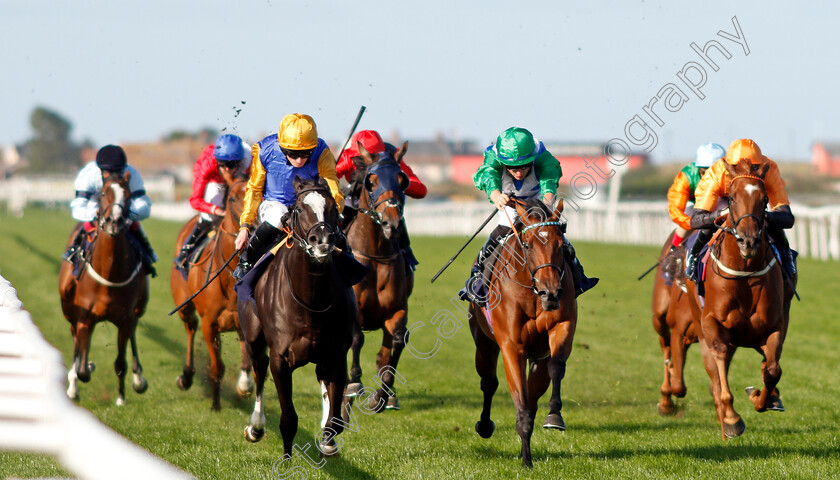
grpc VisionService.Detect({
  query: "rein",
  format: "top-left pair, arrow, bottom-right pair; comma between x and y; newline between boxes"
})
84,181 -> 143,288
278,236 -> 336,313
501,208 -> 566,294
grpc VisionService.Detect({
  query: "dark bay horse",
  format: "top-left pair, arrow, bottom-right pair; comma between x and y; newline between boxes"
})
468,199 -> 576,468
696,159 -> 795,438
241,178 -> 357,457
59,170 -> 149,405
651,232 -> 700,415
345,142 -> 413,411
170,173 -> 254,410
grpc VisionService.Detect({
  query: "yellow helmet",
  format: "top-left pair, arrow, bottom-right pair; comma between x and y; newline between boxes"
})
725,138 -> 766,165
278,113 -> 318,150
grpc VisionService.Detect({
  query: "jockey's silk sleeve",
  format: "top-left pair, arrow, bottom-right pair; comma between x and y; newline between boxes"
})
764,162 -> 790,210
667,172 -> 692,230
240,143 -> 266,228
317,149 -> 345,213
473,154 -> 504,202
534,151 -> 561,199
695,158 -> 790,212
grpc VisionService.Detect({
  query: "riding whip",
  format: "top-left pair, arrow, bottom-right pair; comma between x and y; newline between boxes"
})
430,208 -> 498,283
335,106 -> 366,162
637,260 -> 661,280
168,250 -> 239,315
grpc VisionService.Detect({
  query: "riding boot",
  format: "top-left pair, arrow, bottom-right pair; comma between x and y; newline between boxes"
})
130,223 -> 158,277
768,227 -> 797,276
685,228 -> 713,282
340,205 -> 358,232
62,227 -> 86,263
175,217 -> 214,270
398,218 -> 419,273
233,223 -> 284,280
661,244 -> 678,284
458,224 -> 511,306
562,237 -> 599,297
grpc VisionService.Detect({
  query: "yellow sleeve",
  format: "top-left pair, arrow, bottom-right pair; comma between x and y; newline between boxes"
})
667,172 -> 692,230
240,143 -> 266,228
764,160 -> 790,209
317,149 -> 345,213
693,160 -> 725,212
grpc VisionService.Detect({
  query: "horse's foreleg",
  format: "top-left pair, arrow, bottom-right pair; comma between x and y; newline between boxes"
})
544,323 -> 573,431
500,345 -> 533,468
374,311 -> 407,410
750,330 -> 784,412
669,329 -> 689,398
699,333 -> 743,439
201,316 -> 224,411
270,356 -> 298,458
129,331 -> 147,394
244,332 -> 268,443
526,358 -> 550,421
114,320 -> 131,406
469,309 -> 500,439
656,327 -> 674,415
347,317 -> 365,396
176,306 -> 198,391
316,362 -> 348,456
75,321 -> 95,384
236,338 -> 254,397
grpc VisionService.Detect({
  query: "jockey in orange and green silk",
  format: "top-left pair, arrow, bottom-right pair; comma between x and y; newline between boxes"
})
459,127 -> 598,306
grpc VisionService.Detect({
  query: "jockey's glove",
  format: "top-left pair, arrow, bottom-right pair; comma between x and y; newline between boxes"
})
766,205 -> 794,229
689,209 -> 726,229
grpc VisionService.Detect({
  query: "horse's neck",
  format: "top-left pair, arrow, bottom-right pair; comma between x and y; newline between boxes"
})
286,244 -> 334,284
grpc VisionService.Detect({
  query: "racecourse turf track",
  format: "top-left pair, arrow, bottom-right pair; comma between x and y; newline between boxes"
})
0,207 -> 838,479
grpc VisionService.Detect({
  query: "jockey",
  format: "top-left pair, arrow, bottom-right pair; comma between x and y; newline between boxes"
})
461,127 -> 598,304
335,129 -> 427,270
63,144 -> 157,275
174,134 -> 251,270
662,143 -> 725,280
233,113 -> 345,279
685,138 -> 796,281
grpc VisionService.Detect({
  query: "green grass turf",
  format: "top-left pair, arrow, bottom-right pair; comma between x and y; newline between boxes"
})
0,207 -> 838,479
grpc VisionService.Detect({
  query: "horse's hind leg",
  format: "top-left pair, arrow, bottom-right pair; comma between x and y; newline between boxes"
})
176,304 -> 198,391
370,311 -> 407,411
129,331 -> 148,394
346,318 -> 365,397
244,331 -> 269,443
201,314 -> 224,411
114,320 -> 132,406
748,330 -> 784,412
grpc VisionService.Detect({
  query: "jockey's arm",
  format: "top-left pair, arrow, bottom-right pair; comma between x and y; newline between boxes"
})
126,166 -> 151,222
767,204 -> 794,229
189,146 -> 223,216
534,151 -> 561,203
764,162 -> 793,229
70,163 -> 99,222
317,149 -> 345,213
398,161 -> 428,199
239,143 -> 266,231
667,172 -> 692,231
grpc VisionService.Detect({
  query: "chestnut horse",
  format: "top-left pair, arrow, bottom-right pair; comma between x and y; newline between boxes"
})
345,142 -> 413,411
468,199 -> 576,468
241,178 -> 357,457
170,173 -> 254,410
59,170 -> 149,405
651,232 -> 700,415
696,158 -> 795,438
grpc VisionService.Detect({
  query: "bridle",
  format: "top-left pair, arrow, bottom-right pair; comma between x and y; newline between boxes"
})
286,185 -> 338,258
85,178 -> 142,287
359,158 -> 406,227
502,204 -> 567,295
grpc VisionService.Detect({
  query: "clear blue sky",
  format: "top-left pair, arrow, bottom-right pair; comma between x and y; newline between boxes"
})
2,0 -> 837,162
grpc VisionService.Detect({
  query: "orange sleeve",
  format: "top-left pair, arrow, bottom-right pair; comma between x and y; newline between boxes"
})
240,143 -> 265,229
764,161 -> 790,209
694,160 -> 726,212
667,172 -> 692,230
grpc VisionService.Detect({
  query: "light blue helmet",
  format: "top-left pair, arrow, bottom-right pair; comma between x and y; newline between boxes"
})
214,134 -> 246,161
695,143 -> 726,168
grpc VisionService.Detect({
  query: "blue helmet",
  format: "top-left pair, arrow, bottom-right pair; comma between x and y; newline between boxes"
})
695,143 -> 726,168
214,134 -> 246,162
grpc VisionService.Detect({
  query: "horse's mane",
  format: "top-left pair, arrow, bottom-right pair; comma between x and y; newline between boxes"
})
513,198 -> 554,229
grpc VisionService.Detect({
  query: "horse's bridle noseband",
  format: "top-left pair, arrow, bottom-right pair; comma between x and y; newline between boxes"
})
720,174 -> 768,240
510,220 -> 567,294
288,185 -> 338,257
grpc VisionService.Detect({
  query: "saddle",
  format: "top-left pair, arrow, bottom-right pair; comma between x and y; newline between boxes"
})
175,230 -> 216,280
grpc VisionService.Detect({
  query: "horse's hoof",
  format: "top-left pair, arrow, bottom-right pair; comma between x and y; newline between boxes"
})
237,371 -> 254,398
133,377 -> 148,394
244,425 -> 264,443
723,418 -> 746,438
176,375 -> 193,391
475,419 -> 495,438
345,382 -> 364,397
367,392 -> 386,413
657,400 -> 676,416
543,413 -> 566,430
116,396 -> 126,407
319,438 -> 339,456
767,396 -> 785,412
385,395 -> 401,410
66,389 -> 79,401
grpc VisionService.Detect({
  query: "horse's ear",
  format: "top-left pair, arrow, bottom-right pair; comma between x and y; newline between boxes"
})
554,198 -> 564,216
357,142 -> 375,166
758,162 -> 770,179
395,141 -> 408,162
123,169 -> 131,184
293,175 -> 303,192
397,172 -> 410,191
364,173 -> 378,192
513,199 -> 528,219
723,160 -> 737,179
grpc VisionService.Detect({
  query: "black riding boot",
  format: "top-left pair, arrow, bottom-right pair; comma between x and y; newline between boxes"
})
562,238 -> 599,297
458,224 -> 511,306
768,227 -> 797,276
398,218 -> 419,273
340,205 -> 359,232
233,223 -> 284,280
132,224 -> 158,277
685,228 -> 713,282
63,227 -> 86,263
175,217 -> 214,270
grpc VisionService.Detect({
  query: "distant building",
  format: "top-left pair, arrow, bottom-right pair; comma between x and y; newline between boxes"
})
812,142 -> 840,177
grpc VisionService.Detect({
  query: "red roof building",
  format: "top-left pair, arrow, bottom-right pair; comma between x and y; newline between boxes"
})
812,142 -> 840,177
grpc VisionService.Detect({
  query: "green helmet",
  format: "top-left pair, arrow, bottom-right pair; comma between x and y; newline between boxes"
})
494,127 -> 539,166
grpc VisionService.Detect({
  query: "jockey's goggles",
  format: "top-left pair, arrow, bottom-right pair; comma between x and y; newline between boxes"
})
282,147 -> 315,160
505,162 -> 533,172
217,159 -> 240,169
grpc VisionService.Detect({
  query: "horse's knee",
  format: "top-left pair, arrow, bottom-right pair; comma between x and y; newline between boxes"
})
764,362 -> 782,382
515,409 -> 534,438
114,358 -> 127,377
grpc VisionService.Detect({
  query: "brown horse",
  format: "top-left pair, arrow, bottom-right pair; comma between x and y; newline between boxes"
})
468,198 -> 576,468
651,232 -> 700,415
696,158 -> 795,438
59,170 -> 150,405
344,142 -> 413,411
241,178 -> 358,457
170,173 -> 254,410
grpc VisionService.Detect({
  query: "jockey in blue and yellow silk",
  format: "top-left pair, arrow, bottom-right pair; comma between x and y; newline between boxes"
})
233,113 -> 344,279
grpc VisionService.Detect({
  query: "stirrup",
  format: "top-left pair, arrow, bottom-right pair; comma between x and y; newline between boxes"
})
685,256 -> 698,282
233,261 -> 252,280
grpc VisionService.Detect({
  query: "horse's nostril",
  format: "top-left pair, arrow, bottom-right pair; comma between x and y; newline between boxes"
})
309,235 -> 318,244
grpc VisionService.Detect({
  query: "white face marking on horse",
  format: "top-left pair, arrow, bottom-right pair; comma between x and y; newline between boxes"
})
110,183 -> 126,217
743,184 -> 760,196
303,191 -> 326,223
539,231 -> 549,238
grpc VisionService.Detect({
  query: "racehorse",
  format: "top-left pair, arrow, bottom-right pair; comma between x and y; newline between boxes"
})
240,177 -> 357,457
468,198 -> 576,468
651,232 -> 699,415
344,142 -> 413,411
170,172 -> 254,410
696,158 -> 795,438
59,169 -> 149,405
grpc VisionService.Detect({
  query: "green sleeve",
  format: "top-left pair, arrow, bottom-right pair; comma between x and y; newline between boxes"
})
473,151 -> 504,202
534,151 -> 561,198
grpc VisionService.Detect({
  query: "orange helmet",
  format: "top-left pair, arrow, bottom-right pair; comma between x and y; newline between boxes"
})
278,114 -> 318,150
725,138 -> 767,165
